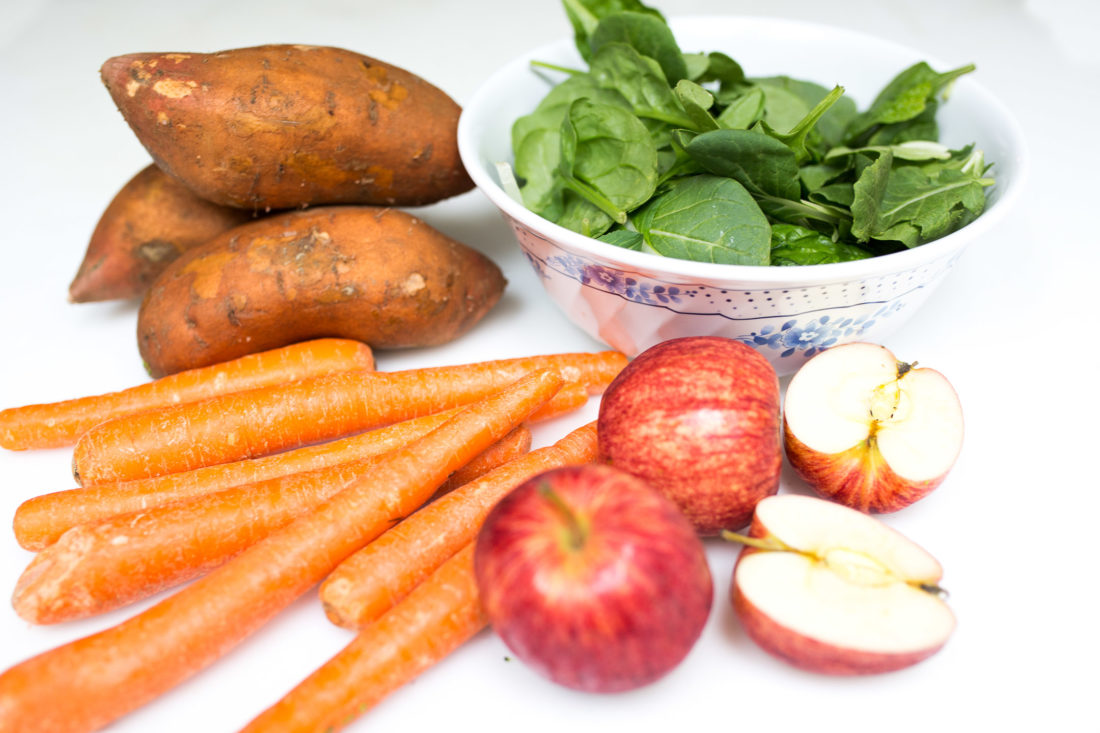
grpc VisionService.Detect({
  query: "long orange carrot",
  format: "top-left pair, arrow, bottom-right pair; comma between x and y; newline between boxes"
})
71,350 -> 625,485
241,543 -> 485,733
321,421 -> 598,630
0,369 -> 561,733
13,425 -> 532,625
14,410 -> 463,551
16,389 -> 573,552
530,377 -> 590,421
0,338 -> 374,451
432,423 -> 532,497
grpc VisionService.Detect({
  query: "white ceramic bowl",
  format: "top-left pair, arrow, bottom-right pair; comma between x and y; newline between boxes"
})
458,16 -> 1028,375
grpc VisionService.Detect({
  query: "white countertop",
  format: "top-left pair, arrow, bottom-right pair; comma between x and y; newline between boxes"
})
1,1 -> 1095,731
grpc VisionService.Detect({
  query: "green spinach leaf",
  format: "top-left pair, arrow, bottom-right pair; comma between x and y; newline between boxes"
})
599,227 -> 646,250
844,62 -> 975,145
557,190 -> 616,237
589,42 -> 693,127
753,76 -> 857,149
514,127 -> 564,215
849,148 -> 895,241
512,74 -> 633,215
808,183 -> 856,208
557,97 -> 659,226
634,174 -> 772,265
512,73 -> 630,149
695,51 -> 747,94
562,0 -> 665,61
866,100 -> 940,145
674,79 -> 720,131
770,223 -> 871,265
851,147 -> 991,246
589,10 -> 688,83
757,85 -> 845,163
755,195 -> 854,242
715,86 -> 765,129
799,160 -> 849,192
685,128 -> 801,200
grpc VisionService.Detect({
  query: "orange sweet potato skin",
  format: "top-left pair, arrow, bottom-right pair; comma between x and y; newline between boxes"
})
137,207 -> 506,377
69,165 -> 253,302
100,45 -> 474,211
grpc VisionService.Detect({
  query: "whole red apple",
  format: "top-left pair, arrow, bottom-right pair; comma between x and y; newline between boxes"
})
597,336 -> 781,534
473,463 -> 713,693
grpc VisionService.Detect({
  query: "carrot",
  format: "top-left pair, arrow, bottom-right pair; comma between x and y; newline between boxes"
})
13,410 -> 464,551
432,423 -> 532,498
11,457 -> 375,624
13,425 -> 532,624
241,543 -> 485,733
527,377 -> 590,422
320,421 -> 597,630
71,350 -> 625,485
0,369 -> 561,733
14,416 -> 531,553
0,338 -> 374,451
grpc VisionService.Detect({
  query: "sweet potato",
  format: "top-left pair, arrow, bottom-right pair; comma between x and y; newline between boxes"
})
69,165 -> 253,302
100,45 -> 473,210
137,206 -> 505,376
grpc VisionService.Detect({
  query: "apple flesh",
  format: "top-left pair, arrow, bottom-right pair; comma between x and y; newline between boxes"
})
473,464 -> 713,693
597,336 -> 782,534
727,494 -> 955,675
783,342 -> 964,513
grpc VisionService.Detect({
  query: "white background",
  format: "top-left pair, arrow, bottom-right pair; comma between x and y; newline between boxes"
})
1,1 -> 1096,731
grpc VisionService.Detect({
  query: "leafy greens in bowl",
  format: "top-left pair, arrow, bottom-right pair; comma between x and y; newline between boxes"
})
457,10 -> 1027,372
505,1 -> 996,267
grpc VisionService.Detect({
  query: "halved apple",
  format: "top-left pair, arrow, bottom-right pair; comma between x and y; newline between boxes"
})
783,342 -> 964,513
727,494 -> 955,675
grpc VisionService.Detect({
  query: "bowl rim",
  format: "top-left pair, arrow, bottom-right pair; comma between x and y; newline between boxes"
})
458,14 -> 1030,287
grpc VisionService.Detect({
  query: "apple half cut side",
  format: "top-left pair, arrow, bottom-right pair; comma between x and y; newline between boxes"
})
783,342 -> 964,513
726,495 -> 955,675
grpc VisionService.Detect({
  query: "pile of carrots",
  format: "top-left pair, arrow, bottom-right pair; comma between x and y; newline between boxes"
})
0,338 -> 627,732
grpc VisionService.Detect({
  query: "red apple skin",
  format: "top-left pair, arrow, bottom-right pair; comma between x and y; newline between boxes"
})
473,464 -> 713,693
783,422 -> 948,513
597,336 -> 782,534
730,569 -> 947,675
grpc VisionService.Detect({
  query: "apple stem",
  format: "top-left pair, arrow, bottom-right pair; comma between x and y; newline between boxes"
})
720,530 -> 799,554
919,582 -> 950,600
537,483 -> 588,551
896,360 -> 917,379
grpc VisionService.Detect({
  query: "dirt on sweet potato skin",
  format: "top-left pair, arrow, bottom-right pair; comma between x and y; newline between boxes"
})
69,164 -> 253,303
136,206 -> 506,377
100,45 -> 474,211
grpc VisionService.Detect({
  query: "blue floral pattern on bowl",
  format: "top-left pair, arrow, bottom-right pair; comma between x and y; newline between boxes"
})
736,306 -> 906,359
530,252 -> 694,307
